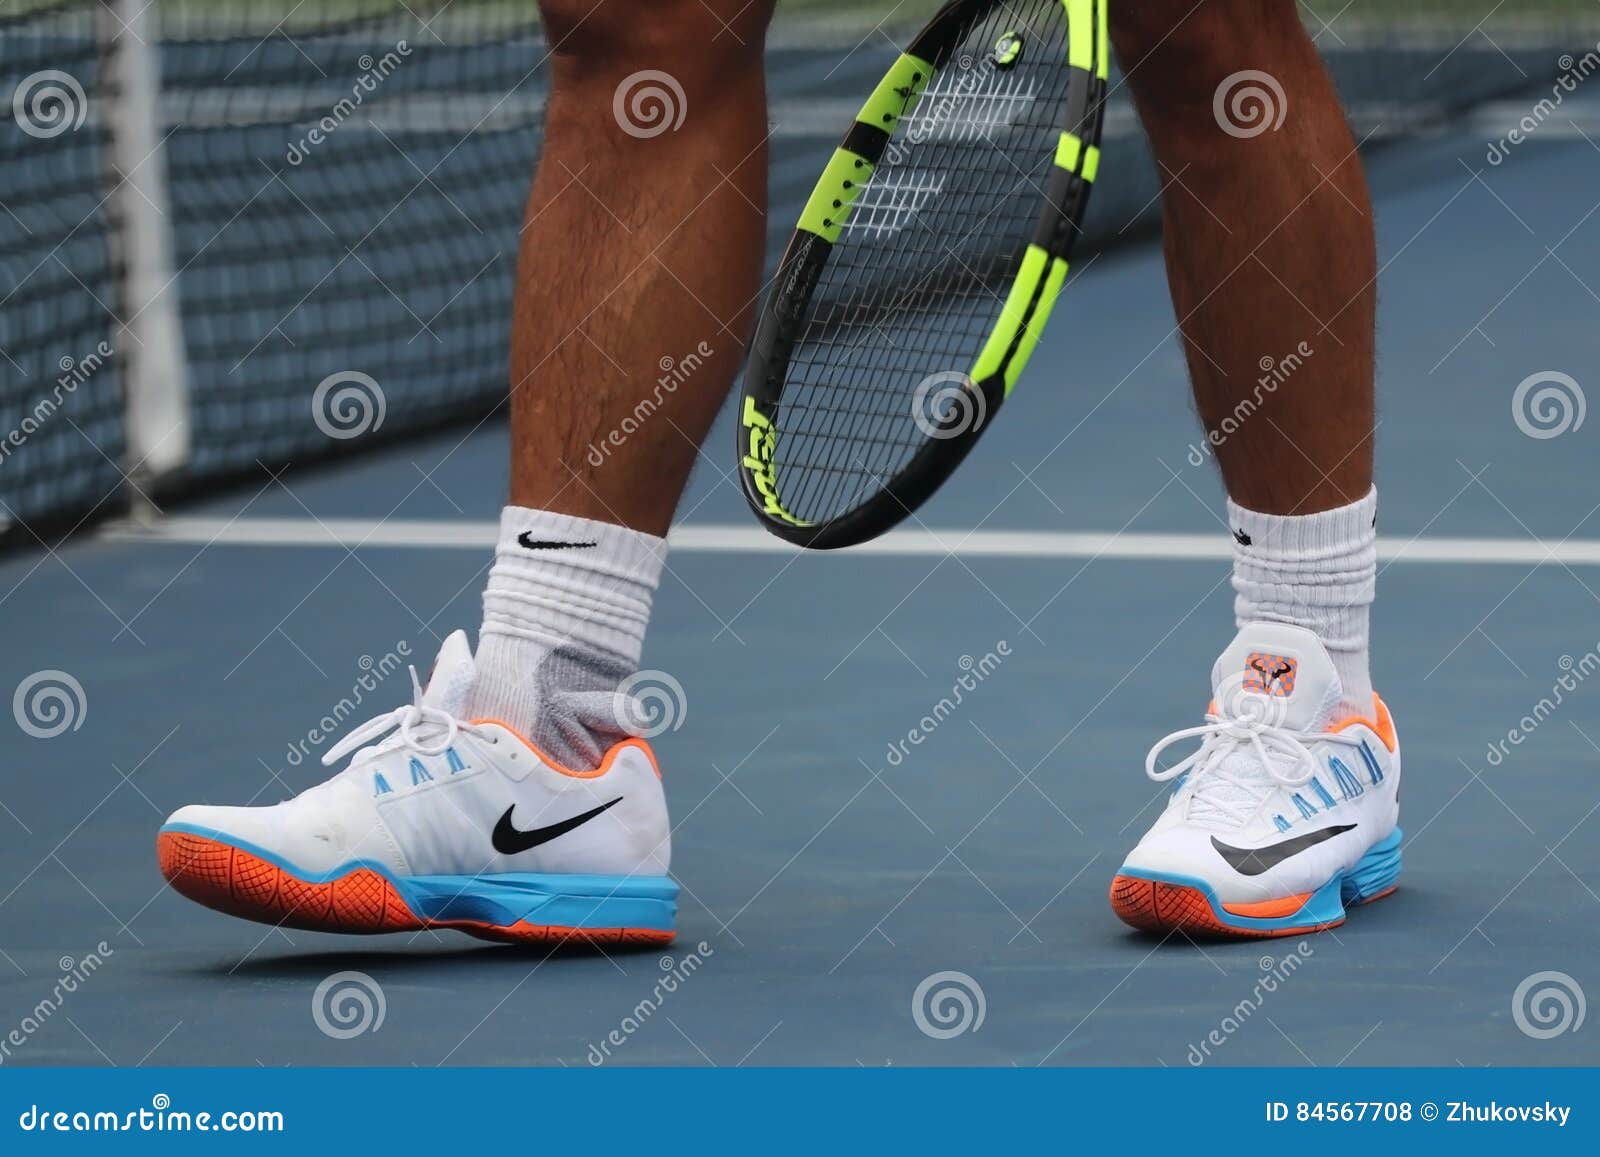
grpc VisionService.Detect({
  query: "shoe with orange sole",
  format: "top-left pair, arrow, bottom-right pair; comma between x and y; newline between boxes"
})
1111,623 -> 1400,939
158,631 -> 676,946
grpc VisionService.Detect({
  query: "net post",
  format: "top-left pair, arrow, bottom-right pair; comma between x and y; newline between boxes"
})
99,0 -> 190,514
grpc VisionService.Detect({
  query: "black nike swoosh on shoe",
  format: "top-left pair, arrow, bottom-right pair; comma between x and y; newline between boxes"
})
1211,824 -> 1356,876
491,797 -> 623,855
517,533 -> 598,550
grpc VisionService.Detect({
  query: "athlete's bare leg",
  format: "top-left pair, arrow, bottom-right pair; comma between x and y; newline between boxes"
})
1109,0 -> 1375,514
509,0 -> 777,535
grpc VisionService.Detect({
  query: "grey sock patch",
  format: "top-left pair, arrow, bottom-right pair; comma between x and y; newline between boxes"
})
527,647 -> 635,770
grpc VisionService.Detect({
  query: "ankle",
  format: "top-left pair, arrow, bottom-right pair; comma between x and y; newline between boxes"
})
1229,488 -> 1377,715
465,507 -> 666,770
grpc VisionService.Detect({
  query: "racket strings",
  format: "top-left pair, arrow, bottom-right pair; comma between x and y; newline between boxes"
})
777,0 -> 1073,524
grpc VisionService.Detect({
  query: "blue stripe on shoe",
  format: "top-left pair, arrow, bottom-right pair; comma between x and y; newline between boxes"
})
1358,739 -> 1385,784
159,821 -> 677,932
1330,756 -> 1364,799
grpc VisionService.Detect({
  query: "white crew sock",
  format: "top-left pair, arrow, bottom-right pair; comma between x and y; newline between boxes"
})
1228,487 -> 1377,718
465,507 -> 666,769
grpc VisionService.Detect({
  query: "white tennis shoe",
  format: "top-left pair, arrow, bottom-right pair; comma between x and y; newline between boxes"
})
158,631 -> 676,945
1111,622 -> 1401,938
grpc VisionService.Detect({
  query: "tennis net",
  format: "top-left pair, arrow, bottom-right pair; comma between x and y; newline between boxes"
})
1,1 -> 1593,540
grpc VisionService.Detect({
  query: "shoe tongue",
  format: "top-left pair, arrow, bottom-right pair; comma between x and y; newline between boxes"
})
1184,623 -> 1342,828
421,629 -> 476,715
1210,622 -> 1341,733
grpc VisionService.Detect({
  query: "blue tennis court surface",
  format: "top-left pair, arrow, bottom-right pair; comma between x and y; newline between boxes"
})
3,92 -> 1600,1066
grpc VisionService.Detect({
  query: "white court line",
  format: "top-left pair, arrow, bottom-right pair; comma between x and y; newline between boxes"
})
97,516 -> 1600,566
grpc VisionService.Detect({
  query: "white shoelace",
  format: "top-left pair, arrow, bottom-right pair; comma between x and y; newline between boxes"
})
1145,709 -> 1364,827
321,667 -> 463,768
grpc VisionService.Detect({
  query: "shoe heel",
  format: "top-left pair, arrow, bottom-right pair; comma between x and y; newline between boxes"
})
1341,827 -> 1402,905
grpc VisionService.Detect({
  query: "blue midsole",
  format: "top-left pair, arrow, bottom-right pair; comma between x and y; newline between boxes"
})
1119,827 -> 1403,932
161,822 -> 677,932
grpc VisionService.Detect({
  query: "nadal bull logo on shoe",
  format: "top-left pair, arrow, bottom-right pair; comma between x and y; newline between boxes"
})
1242,651 -> 1297,696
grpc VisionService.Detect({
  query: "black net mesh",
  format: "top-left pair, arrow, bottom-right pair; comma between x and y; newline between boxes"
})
0,0 -> 124,535
2,1 -> 1597,537
158,1 -> 542,477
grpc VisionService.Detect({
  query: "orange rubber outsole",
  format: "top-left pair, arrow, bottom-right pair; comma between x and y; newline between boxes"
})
1109,873 -> 1396,940
157,830 -> 674,947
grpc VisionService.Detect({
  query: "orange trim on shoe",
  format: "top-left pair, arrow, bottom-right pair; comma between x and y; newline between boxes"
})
1220,892 -> 1314,918
1326,693 -> 1396,752
1108,874 -> 1342,939
467,721 -> 663,780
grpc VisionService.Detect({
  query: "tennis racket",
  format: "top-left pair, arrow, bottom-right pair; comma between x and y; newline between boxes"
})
736,0 -> 1107,549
